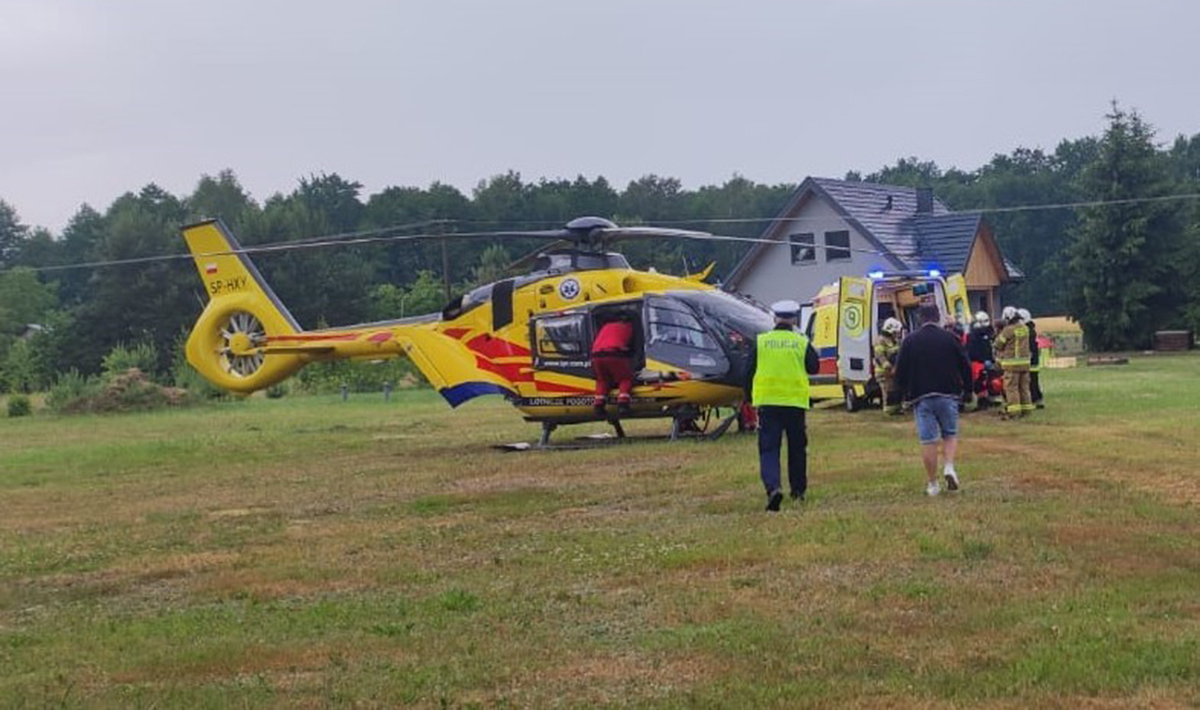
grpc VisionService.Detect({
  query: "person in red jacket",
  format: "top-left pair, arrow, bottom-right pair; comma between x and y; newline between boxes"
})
592,311 -> 636,416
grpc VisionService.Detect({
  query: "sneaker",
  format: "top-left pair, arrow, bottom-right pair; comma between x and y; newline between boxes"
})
943,467 -> 960,491
766,490 -> 783,512
926,481 -> 941,497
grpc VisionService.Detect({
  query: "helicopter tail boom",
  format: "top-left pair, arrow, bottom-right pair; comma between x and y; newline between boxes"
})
182,219 -> 306,393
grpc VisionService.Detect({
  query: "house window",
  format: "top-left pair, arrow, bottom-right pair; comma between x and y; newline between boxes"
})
824,230 -> 851,262
789,233 -> 816,265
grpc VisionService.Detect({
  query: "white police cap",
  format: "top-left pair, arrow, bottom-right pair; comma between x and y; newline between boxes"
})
770,299 -> 801,317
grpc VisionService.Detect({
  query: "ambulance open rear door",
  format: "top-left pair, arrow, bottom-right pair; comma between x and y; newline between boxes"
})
837,276 -> 872,410
945,274 -> 969,326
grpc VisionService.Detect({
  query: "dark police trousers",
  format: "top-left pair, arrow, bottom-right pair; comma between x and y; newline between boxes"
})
757,405 -> 807,496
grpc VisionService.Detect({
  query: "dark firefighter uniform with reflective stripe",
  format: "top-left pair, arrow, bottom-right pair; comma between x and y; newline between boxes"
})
1028,320 -> 1044,406
994,322 -> 1033,415
746,326 -> 819,499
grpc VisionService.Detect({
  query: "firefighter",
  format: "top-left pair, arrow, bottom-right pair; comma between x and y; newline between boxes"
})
874,317 -> 903,415
745,300 -> 820,512
993,306 -> 1033,418
591,311 -> 636,417
966,311 -> 997,410
1020,308 -> 1045,409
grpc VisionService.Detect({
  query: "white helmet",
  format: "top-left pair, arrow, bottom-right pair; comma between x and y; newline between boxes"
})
1001,306 -> 1018,322
881,317 -> 903,336
1017,308 -> 1032,323
973,311 -> 990,327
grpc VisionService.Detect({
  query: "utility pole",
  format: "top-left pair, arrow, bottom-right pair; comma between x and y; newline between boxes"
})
441,240 -> 452,302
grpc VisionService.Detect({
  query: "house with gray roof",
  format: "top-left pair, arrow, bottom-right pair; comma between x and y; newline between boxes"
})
725,177 -> 1021,317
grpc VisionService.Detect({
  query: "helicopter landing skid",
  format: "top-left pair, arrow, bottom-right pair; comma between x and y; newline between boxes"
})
541,418 -> 625,448
493,410 -> 737,452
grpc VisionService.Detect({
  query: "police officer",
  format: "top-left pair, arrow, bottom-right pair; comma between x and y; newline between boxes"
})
874,317 -> 903,415
745,300 -> 820,511
994,306 -> 1033,418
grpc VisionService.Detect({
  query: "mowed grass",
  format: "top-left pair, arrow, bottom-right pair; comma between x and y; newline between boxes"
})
2,357 -> 1198,708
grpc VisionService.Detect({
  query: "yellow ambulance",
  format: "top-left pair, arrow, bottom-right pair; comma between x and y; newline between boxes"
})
800,270 -> 970,411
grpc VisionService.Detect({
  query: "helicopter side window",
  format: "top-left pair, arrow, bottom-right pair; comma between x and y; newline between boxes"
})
643,297 -> 730,376
534,315 -> 587,357
647,303 -> 719,351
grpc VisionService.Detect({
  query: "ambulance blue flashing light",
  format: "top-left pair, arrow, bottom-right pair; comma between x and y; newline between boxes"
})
867,270 -> 885,279
928,269 -> 941,278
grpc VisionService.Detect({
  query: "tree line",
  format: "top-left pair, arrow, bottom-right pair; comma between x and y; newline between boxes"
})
1,103 -> 1198,393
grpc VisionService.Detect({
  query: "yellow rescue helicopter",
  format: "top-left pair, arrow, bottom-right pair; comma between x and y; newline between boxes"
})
181,217 -> 775,445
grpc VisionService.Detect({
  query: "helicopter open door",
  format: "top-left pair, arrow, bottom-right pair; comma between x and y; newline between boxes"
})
837,276 -> 873,383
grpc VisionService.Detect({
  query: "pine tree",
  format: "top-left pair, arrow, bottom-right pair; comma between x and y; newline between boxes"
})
1066,104 -> 1184,350
0,199 -> 29,269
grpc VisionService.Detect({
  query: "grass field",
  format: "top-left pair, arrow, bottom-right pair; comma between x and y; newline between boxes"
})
2,355 -> 1198,708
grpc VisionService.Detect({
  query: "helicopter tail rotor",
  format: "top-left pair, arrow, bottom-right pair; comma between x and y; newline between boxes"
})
181,219 -> 306,394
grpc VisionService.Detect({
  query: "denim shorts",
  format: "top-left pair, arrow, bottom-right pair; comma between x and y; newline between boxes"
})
914,395 -> 960,444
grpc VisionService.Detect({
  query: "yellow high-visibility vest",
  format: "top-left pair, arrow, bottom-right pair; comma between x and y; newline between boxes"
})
752,329 -> 811,409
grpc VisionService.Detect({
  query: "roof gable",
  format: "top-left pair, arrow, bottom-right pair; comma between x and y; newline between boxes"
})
727,177 -> 1015,286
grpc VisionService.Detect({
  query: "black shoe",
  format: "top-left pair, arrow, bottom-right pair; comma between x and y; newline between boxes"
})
766,490 -> 783,512
790,491 -> 805,502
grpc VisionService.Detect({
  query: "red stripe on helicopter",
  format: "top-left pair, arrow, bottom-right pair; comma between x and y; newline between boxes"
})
470,356 -> 587,394
268,333 -> 360,342
472,356 -> 529,384
439,330 -> 588,394
466,349 -> 590,395
465,334 -> 530,359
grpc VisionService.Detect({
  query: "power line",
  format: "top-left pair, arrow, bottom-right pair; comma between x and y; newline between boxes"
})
7,191 -> 1200,275
651,191 -> 1200,226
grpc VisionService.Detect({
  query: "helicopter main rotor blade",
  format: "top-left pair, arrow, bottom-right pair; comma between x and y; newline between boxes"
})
592,226 -> 725,243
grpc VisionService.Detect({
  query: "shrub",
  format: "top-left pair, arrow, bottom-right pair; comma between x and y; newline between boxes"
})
171,348 -> 225,399
51,369 -> 192,414
102,341 -> 160,382
6,394 -> 32,417
46,370 -> 102,413
295,358 -> 427,395
266,383 -> 288,399
2,340 -> 40,393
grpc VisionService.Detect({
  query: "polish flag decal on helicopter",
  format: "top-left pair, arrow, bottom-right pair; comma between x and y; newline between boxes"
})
204,263 -> 218,275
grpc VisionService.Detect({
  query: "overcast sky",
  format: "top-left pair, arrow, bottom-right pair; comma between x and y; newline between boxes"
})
3,0 -> 1198,231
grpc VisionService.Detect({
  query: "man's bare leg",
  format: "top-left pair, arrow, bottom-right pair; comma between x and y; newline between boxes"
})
942,436 -> 960,490
943,436 -> 958,469
921,443 -> 939,484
